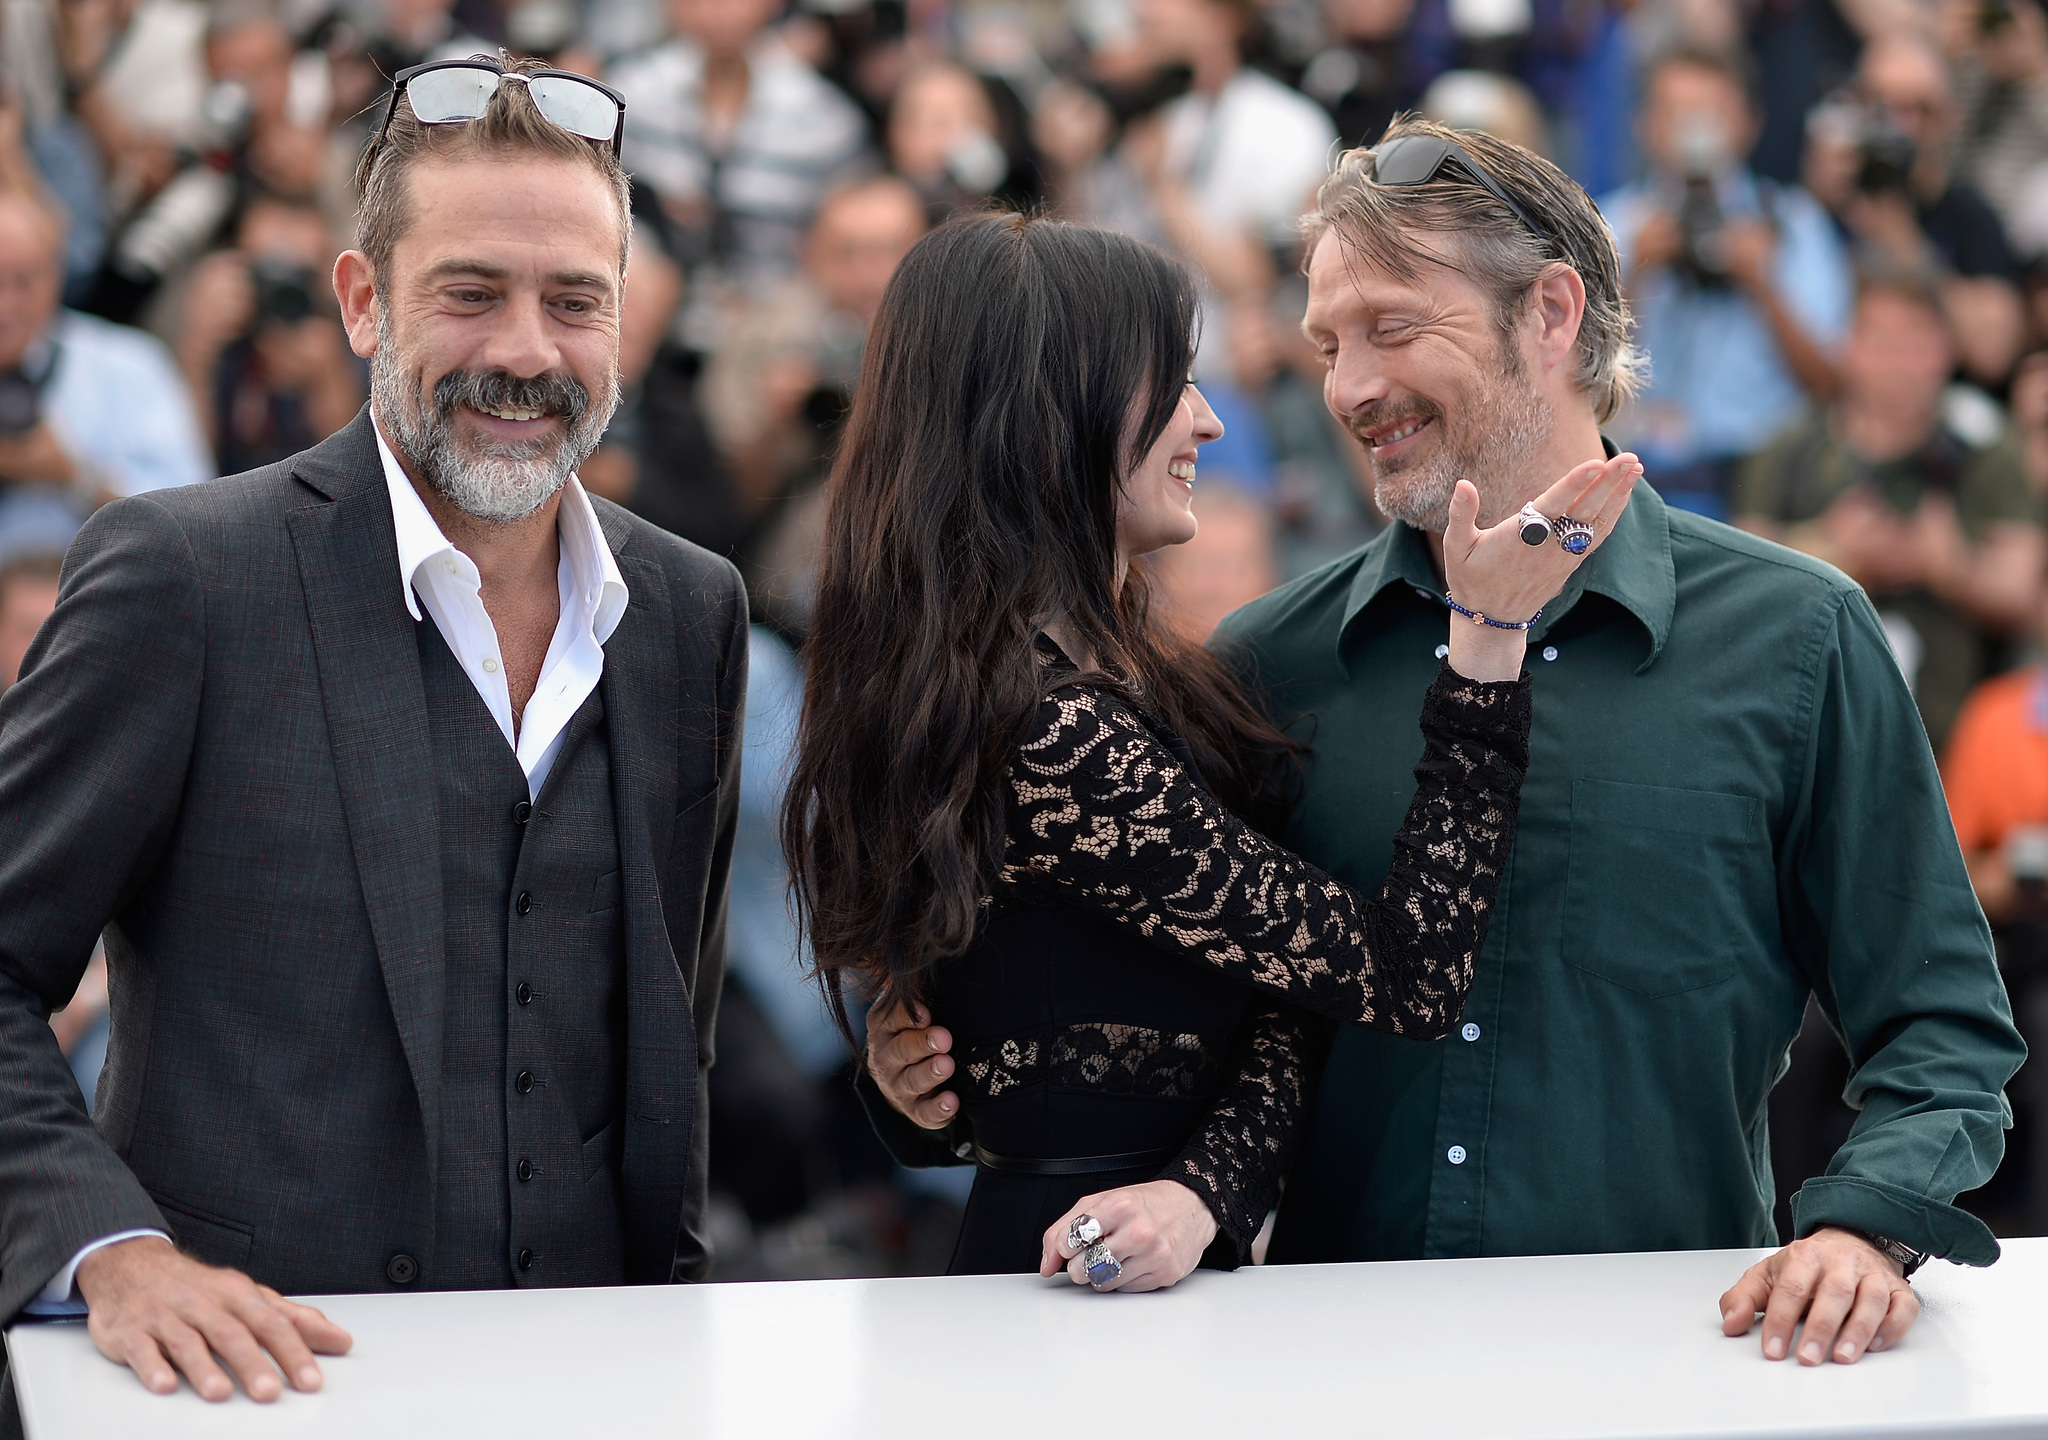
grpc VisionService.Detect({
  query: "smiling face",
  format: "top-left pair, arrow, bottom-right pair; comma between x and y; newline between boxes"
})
341,154 -> 625,524
1302,230 -> 1553,532
1116,382 -> 1224,560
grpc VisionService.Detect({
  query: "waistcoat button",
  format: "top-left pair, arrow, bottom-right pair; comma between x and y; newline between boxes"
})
516,1157 -> 534,1182
517,1248 -> 535,1272
386,1253 -> 418,1285
515,982 -> 533,1006
515,1069 -> 534,1094
512,800 -> 532,824
515,892 -> 533,916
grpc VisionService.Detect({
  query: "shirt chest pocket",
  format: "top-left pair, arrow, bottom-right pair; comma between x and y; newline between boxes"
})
1561,779 -> 1764,997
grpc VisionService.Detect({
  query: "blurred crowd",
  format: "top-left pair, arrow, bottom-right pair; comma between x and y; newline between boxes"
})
11,0 -> 2048,1267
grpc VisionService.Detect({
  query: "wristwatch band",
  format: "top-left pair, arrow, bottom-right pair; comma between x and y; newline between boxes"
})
1848,1229 -> 1928,1278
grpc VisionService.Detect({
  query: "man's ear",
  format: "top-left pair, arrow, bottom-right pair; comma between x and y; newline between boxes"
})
1530,264 -> 1587,381
333,250 -> 380,361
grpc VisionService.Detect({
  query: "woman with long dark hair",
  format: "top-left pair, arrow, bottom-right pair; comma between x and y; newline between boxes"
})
784,213 -> 1637,1289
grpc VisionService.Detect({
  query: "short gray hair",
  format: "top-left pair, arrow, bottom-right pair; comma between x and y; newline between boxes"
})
1305,115 -> 1645,423
353,55 -> 631,285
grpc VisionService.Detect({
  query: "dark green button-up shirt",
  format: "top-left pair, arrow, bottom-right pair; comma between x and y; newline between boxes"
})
1215,480 -> 2025,1266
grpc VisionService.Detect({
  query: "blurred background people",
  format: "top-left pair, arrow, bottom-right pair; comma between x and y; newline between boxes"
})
1604,48 -> 1851,518
0,548 -> 57,688
1735,273 -> 2042,753
608,0 -> 871,338
1806,34 -> 2026,385
0,188 -> 209,563
174,193 -> 362,474
700,172 -> 926,634
1146,479 -> 1280,641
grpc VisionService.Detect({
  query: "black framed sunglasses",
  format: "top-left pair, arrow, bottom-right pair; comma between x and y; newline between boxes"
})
376,58 -> 627,156
1370,134 -> 1550,248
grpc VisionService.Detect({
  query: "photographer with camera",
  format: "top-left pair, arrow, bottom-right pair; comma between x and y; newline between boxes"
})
1944,0 -> 2048,235
1805,35 -> 2026,386
1601,48 -> 1851,519
90,4 -> 336,327
1736,273 -> 2043,752
0,187 -> 208,562
174,194 -> 362,475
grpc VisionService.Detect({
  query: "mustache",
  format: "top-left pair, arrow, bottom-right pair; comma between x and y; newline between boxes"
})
435,367 -> 590,427
1347,398 -> 1444,445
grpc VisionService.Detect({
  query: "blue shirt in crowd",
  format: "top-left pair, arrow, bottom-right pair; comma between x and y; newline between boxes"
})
1600,172 -> 1853,472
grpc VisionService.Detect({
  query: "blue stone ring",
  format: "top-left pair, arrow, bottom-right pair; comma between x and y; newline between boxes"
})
1553,517 -> 1595,556
1083,1241 -> 1123,1289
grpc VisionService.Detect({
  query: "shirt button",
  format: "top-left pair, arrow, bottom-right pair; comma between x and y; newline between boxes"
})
1435,644 -> 1450,659
386,1253 -> 418,1285
1461,1022 -> 1481,1042
441,558 -> 458,575
482,657 -> 500,674
1447,1145 -> 1468,1165
517,1248 -> 535,1272
515,892 -> 533,915
515,981 -> 534,1005
516,1157 -> 534,1182
1542,646 -> 1558,662
515,1069 -> 534,1095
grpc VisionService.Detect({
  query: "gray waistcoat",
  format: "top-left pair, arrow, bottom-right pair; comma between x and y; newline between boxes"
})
416,619 -> 627,1289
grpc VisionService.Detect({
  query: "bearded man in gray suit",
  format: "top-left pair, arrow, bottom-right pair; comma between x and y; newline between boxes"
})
0,58 -> 745,1416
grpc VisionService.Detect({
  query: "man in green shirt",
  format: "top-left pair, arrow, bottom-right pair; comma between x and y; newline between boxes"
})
864,119 -> 2023,1368
1222,120 -> 2022,1365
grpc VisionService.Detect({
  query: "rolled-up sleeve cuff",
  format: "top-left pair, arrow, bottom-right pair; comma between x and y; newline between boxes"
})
21,1229 -> 171,1317
1792,1176 -> 2001,1267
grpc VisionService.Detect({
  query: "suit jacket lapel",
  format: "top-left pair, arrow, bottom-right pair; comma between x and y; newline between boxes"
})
284,411 -> 447,1185
597,510 -> 695,1279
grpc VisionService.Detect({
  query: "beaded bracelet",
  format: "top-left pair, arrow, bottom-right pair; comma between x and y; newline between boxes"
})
1444,595 -> 1543,631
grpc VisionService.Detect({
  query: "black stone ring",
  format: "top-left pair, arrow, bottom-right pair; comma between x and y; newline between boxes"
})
1517,502 -> 1553,547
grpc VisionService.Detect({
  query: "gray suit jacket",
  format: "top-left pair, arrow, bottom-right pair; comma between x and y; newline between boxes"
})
0,410 -> 746,1320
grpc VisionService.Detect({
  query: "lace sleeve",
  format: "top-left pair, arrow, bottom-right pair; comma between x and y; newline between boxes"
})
1000,661 -> 1532,1035
1158,998 -> 1314,1269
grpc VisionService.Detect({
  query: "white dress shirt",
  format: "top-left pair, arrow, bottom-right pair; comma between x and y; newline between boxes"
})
27,419 -> 631,1316
375,422 -> 630,795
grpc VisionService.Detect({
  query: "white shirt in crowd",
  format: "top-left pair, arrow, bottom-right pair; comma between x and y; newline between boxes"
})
26,417 -> 630,1315
45,308 -> 213,498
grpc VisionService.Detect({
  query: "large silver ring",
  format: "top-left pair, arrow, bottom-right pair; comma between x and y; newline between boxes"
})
1553,516 -> 1595,556
1517,502 -> 1552,547
1083,1241 -> 1123,1289
1068,1214 -> 1104,1252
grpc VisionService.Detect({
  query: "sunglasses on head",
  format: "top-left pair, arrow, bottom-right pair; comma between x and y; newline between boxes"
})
376,58 -> 627,157
1370,134 -> 1551,249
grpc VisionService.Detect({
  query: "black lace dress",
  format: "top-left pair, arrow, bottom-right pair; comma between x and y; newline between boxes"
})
867,655 -> 1533,1275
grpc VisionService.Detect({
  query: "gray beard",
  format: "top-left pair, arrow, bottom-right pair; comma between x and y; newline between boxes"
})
1370,344 -> 1555,535
371,307 -> 619,525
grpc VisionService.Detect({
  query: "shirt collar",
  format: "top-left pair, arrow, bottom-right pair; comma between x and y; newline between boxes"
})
372,416 -> 629,642
1337,439 -> 1676,674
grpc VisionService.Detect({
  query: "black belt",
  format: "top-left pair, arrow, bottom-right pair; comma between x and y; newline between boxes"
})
970,1143 -> 1179,1176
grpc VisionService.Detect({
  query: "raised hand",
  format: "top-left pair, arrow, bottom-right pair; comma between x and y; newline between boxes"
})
1439,452 -> 1642,683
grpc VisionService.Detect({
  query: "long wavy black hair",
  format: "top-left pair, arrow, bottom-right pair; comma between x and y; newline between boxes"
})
783,212 -> 1296,1039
